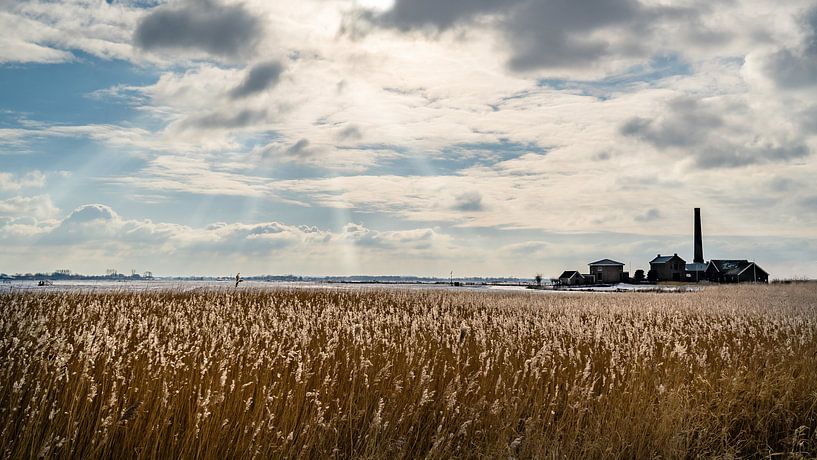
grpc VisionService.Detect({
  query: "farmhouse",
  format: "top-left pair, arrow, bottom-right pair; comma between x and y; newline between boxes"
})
588,259 -> 625,283
650,253 -> 686,282
705,260 -> 769,283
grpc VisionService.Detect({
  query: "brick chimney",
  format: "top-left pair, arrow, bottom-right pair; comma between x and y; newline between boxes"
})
694,208 -> 704,263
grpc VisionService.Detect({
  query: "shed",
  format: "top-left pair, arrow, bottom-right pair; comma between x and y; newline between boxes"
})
558,271 -> 585,286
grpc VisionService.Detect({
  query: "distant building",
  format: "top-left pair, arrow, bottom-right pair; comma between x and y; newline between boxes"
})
588,259 -> 625,283
685,262 -> 708,282
685,208 -> 770,283
705,260 -> 769,283
650,253 -> 687,282
558,271 -> 585,286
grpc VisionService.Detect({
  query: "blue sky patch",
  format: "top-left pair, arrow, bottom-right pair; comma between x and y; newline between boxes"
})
0,52 -> 157,126
538,54 -> 693,98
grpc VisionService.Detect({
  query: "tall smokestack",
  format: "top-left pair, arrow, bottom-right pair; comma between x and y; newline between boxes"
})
694,208 -> 704,263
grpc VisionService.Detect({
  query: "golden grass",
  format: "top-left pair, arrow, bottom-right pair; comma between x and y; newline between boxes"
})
1,284 -> 816,458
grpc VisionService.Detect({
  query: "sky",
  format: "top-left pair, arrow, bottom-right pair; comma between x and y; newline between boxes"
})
0,0 -> 816,278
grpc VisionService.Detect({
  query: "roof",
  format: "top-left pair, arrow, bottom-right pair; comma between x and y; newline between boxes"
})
588,259 -> 624,266
650,254 -> 685,264
558,270 -> 581,279
738,263 -> 768,277
708,260 -> 768,277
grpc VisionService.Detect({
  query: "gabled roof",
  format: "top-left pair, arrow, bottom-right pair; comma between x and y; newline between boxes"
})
737,262 -> 769,277
707,259 -> 768,277
588,259 -> 624,266
558,270 -> 582,279
708,259 -> 749,275
651,254 -> 686,264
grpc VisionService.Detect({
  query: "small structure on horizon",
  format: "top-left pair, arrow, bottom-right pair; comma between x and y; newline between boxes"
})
558,270 -> 585,286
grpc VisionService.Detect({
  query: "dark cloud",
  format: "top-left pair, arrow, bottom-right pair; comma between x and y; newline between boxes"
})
634,208 -> 661,222
377,0 -> 509,31
763,7 -> 817,88
620,97 -> 810,169
620,97 -> 722,149
286,138 -> 311,155
134,0 -> 261,58
504,0 -> 643,71
360,0 -> 704,71
452,191 -> 484,212
187,109 -> 267,129
768,177 -> 795,192
800,106 -> 817,133
230,62 -> 284,99
337,125 -> 363,141
593,151 -> 611,161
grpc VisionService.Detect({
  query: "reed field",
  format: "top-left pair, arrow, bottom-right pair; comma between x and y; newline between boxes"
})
1,284 -> 817,458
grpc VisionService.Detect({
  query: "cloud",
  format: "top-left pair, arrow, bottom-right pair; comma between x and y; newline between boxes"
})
360,0 -> 710,73
635,208 -> 661,222
0,4 -> 141,64
620,97 -> 810,169
62,204 -> 118,225
184,109 -> 268,130
134,0 -> 262,59
501,240 -> 550,257
286,138 -> 311,156
340,223 -> 440,249
230,61 -> 284,99
337,125 -> 363,141
0,171 -> 46,193
374,0 -> 508,31
2,202 -> 453,267
0,194 -> 59,221
762,7 -> 817,89
452,191 -> 484,212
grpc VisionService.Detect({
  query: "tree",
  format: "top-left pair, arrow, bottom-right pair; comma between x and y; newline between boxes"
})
534,273 -> 543,286
647,269 -> 658,283
634,269 -> 645,283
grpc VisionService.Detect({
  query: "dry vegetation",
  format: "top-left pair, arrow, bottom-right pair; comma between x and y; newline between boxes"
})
2,284 -> 817,458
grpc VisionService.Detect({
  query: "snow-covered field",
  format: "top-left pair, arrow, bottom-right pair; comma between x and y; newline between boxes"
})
0,279 -> 700,293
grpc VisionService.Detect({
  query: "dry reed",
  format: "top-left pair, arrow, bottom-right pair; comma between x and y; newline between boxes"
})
1,284 -> 816,458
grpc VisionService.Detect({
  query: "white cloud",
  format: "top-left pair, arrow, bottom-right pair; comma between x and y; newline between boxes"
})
1,0 -> 816,278
0,194 -> 58,220
0,171 -> 46,192
0,1 -> 142,64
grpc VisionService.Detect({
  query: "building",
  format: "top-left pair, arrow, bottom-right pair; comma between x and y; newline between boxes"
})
558,271 -> 585,286
683,208 -> 770,283
650,253 -> 687,281
588,259 -> 625,283
705,260 -> 769,283
685,262 -> 707,281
